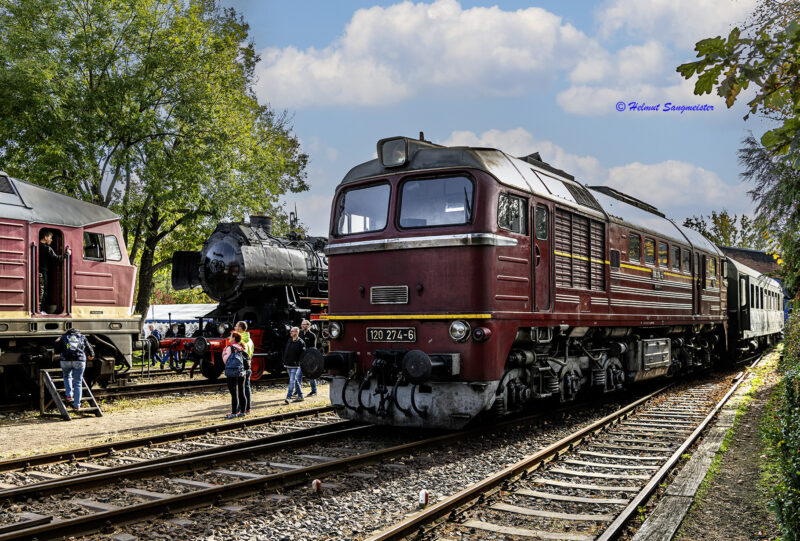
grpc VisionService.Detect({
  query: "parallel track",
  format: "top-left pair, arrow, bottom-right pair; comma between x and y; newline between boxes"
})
369,355 -> 765,541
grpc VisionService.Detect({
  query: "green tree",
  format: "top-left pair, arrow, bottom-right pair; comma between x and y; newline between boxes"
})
682,209 -> 769,249
0,0 -> 308,320
677,0 -> 800,303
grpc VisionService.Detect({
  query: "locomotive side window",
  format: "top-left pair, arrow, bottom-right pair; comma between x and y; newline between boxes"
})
627,233 -> 640,262
644,238 -> 655,265
710,257 -> 717,277
335,183 -> 390,235
671,246 -> 680,270
105,235 -> 122,261
682,249 -> 690,273
399,176 -> 473,228
658,241 -> 668,267
497,193 -> 527,234
535,206 -> 548,240
83,232 -> 105,261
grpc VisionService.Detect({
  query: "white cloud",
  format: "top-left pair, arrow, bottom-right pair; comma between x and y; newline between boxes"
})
440,128 -> 750,218
597,0 -> 756,46
255,0 -> 594,108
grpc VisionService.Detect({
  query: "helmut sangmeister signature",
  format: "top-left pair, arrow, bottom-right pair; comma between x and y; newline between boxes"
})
615,101 -> 714,113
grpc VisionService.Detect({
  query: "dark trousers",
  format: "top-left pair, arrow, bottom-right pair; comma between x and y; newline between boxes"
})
244,369 -> 252,411
226,376 -> 246,414
38,271 -> 47,310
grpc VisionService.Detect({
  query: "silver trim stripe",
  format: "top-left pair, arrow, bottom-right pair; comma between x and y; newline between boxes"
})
327,233 -> 518,255
556,294 -> 580,303
610,272 -> 692,290
610,299 -> 692,309
591,297 -> 609,305
610,284 -> 692,300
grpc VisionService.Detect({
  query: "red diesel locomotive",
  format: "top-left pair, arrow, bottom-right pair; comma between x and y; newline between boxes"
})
301,136 -> 783,429
0,173 -> 145,402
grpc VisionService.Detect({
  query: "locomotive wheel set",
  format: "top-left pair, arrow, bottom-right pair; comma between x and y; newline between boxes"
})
300,136 -> 784,429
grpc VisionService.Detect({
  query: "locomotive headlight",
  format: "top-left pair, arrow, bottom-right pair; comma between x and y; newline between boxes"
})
449,320 -> 471,342
217,324 -> 226,336
329,321 -> 343,339
378,138 -> 408,167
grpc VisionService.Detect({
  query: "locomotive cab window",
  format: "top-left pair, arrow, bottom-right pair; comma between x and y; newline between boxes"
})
399,176 -> 473,229
535,206 -> 548,240
335,183 -> 390,235
671,246 -> 680,270
497,193 -> 527,234
644,238 -> 655,265
658,241 -> 668,267
83,232 -> 105,261
105,235 -> 122,261
610,249 -> 620,270
627,233 -> 641,262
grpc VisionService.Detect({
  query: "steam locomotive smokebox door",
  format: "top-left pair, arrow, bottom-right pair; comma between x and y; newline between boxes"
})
172,251 -> 201,290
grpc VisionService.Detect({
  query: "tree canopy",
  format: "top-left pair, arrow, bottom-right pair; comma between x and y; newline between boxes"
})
682,209 -> 768,250
0,0 -> 308,318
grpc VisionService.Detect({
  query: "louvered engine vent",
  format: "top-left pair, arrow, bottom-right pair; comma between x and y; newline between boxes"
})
370,285 -> 409,304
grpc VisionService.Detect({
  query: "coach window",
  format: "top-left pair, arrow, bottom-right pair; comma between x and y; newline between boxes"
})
105,235 -> 122,261
710,257 -> 717,278
400,176 -> 473,229
83,232 -> 105,261
751,284 -> 755,308
610,249 -> 620,271
335,183 -> 390,235
535,206 -> 548,240
628,233 -> 641,262
682,249 -> 690,273
671,246 -> 680,270
497,193 -> 527,234
644,238 -> 655,265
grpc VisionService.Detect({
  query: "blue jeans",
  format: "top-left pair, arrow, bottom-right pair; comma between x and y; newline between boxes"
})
244,369 -> 252,410
309,378 -> 317,393
287,367 -> 303,399
61,360 -> 86,408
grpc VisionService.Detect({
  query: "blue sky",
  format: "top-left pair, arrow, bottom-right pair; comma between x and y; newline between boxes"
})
223,0 -> 771,236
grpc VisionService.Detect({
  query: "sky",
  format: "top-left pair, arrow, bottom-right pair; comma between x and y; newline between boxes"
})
222,0 -> 772,236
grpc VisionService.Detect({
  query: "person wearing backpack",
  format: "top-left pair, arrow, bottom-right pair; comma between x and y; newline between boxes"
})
53,329 -> 94,411
234,321 -> 254,414
222,332 -> 247,419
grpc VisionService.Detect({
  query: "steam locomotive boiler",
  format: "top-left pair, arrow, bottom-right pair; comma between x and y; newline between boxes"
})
301,136 -> 784,429
170,215 -> 328,380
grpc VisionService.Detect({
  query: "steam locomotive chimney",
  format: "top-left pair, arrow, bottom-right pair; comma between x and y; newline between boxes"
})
250,213 -> 273,234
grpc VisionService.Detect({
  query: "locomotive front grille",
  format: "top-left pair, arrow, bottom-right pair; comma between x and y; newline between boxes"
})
371,285 -> 409,304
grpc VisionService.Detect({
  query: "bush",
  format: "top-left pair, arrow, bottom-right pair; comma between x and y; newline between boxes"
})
773,313 -> 800,540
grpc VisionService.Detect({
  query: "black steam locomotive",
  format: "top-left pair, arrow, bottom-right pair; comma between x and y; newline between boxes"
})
170,215 -> 328,380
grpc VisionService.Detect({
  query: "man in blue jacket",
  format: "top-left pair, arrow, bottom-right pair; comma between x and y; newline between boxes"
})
54,329 -> 94,411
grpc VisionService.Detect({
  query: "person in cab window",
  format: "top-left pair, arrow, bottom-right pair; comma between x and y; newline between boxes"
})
38,230 -> 70,313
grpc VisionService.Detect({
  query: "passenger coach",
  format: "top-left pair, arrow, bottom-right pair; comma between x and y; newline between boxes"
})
302,136 -> 783,429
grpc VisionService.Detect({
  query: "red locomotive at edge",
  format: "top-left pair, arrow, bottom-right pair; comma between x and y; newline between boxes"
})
300,135 -> 784,429
0,173 -> 144,402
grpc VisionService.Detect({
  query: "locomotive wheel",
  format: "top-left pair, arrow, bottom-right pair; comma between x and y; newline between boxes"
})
200,356 -> 224,381
249,356 -> 264,381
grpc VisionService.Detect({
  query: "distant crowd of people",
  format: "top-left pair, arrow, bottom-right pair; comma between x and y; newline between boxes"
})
143,319 -> 320,420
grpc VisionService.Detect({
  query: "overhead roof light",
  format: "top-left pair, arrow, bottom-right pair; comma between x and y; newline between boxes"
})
378,138 -> 408,167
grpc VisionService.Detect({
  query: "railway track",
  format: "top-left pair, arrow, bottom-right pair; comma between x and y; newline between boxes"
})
92,374 -> 287,400
369,355 -> 765,541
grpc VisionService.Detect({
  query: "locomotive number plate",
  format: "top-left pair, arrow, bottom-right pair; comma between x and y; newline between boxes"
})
366,327 -> 417,342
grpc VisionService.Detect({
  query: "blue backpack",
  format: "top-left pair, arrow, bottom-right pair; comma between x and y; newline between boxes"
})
224,346 -> 245,377
61,332 -> 85,362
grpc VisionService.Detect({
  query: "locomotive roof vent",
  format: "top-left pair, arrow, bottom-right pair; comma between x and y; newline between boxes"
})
517,152 -> 575,181
589,185 -> 665,218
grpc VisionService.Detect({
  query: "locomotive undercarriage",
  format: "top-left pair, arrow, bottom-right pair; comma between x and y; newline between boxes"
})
324,324 -> 726,429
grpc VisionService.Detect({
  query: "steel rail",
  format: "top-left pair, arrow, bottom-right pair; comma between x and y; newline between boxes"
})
368,386 -> 671,541
0,406 -> 335,472
0,421 -> 367,502
92,375 -> 286,399
0,399 -> 603,540
595,352 -> 767,541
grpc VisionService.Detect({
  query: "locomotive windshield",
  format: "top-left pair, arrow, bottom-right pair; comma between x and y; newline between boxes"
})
399,176 -> 473,228
335,183 -> 390,235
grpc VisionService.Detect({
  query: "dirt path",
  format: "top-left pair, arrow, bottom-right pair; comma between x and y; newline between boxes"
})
0,380 -> 329,459
674,367 -> 781,541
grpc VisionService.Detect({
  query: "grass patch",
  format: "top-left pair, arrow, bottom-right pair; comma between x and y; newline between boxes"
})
692,354 -> 775,503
